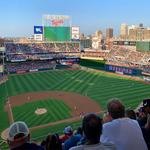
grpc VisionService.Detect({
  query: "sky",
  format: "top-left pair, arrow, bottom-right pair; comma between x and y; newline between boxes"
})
0,0 -> 150,37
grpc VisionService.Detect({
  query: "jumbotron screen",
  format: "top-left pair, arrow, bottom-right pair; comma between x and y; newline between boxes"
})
44,27 -> 71,41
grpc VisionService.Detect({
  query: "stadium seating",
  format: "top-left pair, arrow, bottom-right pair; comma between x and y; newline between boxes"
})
6,61 -> 56,73
5,42 -> 80,54
106,46 -> 150,72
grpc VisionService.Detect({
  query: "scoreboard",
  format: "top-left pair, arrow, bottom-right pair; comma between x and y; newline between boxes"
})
44,27 -> 71,41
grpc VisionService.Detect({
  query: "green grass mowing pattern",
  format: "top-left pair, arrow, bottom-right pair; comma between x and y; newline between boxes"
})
1,70 -> 150,132
12,99 -> 72,127
0,83 -> 10,132
31,120 -> 82,141
31,113 -> 104,141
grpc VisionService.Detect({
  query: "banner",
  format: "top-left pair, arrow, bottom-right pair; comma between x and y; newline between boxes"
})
34,26 -> 43,41
34,34 -> 43,41
29,69 -> 38,72
71,27 -> 80,40
51,20 -> 64,26
105,64 -> 142,76
34,26 -> 43,34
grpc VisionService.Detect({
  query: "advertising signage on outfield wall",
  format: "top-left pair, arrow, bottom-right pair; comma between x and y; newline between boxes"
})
105,64 -> 142,76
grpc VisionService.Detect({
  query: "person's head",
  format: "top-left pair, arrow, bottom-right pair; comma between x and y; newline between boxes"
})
63,126 -> 73,136
45,133 -> 62,150
125,109 -> 136,120
143,98 -> 150,114
7,121 -> 30,149
82,113 -> 102,144
107,98 -> 125,119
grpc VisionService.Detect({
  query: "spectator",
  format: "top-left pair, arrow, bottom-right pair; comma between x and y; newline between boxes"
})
100,98 -> 148,150
60,126 -> 73,143
41,133 -> 62,150
63,127 -> 83,150
143,99 -> 150,114
70,113 -> 116,150
138,99 -> 150,127
7,121 -> 44,150
125,109 -> 136,120
142,115 -> 150,150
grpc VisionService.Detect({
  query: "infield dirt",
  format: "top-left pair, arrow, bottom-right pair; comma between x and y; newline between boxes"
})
5,91 -> 101,127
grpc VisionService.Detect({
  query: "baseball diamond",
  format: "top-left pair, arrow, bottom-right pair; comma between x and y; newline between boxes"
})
0,69 -> 150,138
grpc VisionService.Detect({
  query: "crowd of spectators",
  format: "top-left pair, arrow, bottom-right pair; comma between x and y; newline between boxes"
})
81,50 -> 109,59
5,43 -> 80,72
6,98 -> 150,150
6,61 -> 56,72
143,65 -> 150,74
80,46 -> 150,73
4,42 -> 150,73
6,53 -> 63,62
5,43 -> 80,54
105,46 -> 150,72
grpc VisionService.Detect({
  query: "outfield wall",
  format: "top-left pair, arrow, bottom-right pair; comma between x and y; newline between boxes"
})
105,64 -> 142,76
9,68 -> 53,74
8,64 -> 73,74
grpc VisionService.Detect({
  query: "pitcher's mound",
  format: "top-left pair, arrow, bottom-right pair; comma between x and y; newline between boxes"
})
35,108 -> 47,115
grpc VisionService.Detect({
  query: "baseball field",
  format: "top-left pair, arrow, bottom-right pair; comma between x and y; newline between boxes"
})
1,69 -> 150,140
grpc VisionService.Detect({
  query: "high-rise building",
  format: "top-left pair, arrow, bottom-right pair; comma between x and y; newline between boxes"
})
128,25 -> 137,35
106,28 -> 113,39
92,30 -> 103,49
120,24 -> 128,39
128,27 -> 150,41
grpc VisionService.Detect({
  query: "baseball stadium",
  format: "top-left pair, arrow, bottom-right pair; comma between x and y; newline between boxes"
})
0,15 -> 150,149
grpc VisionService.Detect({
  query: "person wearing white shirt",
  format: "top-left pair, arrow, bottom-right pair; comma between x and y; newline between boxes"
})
100,98 -> 148,150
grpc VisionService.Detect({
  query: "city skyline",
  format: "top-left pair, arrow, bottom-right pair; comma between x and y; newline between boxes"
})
0,0 -> 150,37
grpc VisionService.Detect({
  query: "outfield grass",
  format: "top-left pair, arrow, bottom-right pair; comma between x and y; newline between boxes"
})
13,99 -> 72,127
0,69 -> 150,133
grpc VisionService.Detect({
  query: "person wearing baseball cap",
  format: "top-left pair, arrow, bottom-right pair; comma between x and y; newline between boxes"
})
7,121 -> 44,150
60,126 -> 73,143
